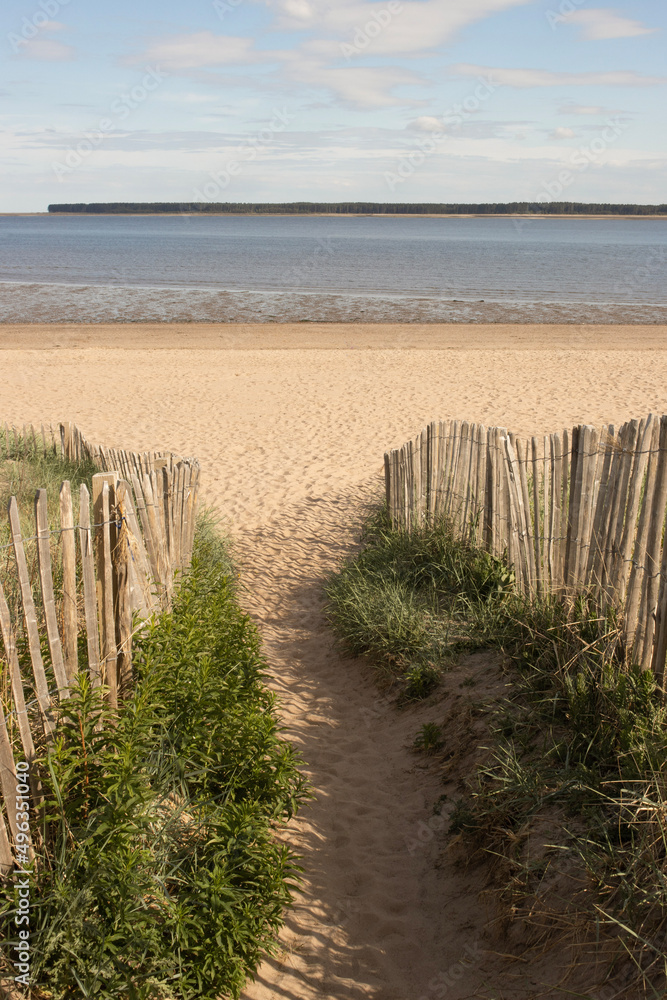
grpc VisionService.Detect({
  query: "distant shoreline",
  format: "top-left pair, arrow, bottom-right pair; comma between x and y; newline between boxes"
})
4,212 -> 667,220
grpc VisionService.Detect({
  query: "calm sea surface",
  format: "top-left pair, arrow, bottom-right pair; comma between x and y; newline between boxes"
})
1,214 -> 665,323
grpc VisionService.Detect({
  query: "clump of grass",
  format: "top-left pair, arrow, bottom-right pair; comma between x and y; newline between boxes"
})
0,430 -> 97,554
0,520 -> 308,999
459,596 -> 667,988
413,722 -> 443,753
324,504 -> 513,698
325,498 -> 667,992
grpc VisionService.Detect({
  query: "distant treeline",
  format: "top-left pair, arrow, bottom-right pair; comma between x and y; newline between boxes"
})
47,201 -> 667,216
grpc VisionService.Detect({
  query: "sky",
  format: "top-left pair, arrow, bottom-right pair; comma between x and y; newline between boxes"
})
1,0 -> 666,211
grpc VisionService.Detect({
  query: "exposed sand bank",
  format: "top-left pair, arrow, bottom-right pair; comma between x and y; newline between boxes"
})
1,324 -> 665,998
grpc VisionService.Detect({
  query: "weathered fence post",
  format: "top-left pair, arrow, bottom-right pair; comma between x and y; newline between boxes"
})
92,472 -> 119,710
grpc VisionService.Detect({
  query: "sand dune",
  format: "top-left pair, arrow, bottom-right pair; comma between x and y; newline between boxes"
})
2,324 -> 667,998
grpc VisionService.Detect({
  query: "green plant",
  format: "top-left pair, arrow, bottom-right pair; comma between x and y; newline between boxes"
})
324,504 -> 513,694
413,722 -> 443,753
0,520 -> 308,999
403,663 -> 441,700
325,496 -> 667,993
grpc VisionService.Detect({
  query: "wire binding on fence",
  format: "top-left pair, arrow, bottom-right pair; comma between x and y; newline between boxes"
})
0,420 -> 201,874
384,414 -> 667,678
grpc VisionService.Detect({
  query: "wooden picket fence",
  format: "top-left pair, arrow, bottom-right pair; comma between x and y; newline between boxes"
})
0,422 -> 201,874
385,413 -> 667,680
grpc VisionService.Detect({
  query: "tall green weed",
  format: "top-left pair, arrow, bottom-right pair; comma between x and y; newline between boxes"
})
1,523 -> 308,999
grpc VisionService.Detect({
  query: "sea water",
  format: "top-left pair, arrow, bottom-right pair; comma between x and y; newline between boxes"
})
1,213 -> 665,323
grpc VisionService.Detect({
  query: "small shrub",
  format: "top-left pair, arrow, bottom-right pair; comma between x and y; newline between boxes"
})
0,521 -> 308,1000
403,663 -> 441,700
413,722 -> 443,753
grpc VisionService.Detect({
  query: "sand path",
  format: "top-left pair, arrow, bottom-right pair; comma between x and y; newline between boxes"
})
2,326 -> 667,997
234,488 -> 461,999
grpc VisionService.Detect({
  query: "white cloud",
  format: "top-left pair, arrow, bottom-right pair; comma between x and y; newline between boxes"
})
454,64 -> 667,87
157,92 -> 222,105
567,8 -> 658,41
412,116 -> 444,132
551,127 -> 575,138
18,38 -> 75,61
130,2 -> 531,111
560,104 -> 608,115
268,0 -> 532,54
132,32 -> 260,70
130,2 -> 658,116
133,29 -> 425,108
279,0 -> 315,18
285,60 -> 423,108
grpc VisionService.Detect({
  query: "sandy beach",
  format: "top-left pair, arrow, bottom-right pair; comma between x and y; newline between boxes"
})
2,322 -> 667,998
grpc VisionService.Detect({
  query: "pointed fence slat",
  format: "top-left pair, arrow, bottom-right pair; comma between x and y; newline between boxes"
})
0,581 -> 37,765
93,475 -> 119,710
587,426 -> 616,597
145,472 -> 170,601
564,426 -> 583,594
118,480 -> 158,616
630,416 -> 667,665
497,428 -> 510,559
549,433 -> 562,590
59,481 -> 78,681
488,428 -> 500,557
531,437 -> 543,596
8,498 -> 56,736
35,489 -> 70,702
132,474 -> 162,597
113,494 -> 133,701
616,415 -> 654,607
78,484 -> 101,686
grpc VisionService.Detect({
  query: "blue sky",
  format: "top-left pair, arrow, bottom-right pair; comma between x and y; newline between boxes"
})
1,0 -> 666,210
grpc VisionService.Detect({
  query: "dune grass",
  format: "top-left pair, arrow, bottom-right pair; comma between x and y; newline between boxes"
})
324,504 -> 514,698
324,499 -> 667,995
0,430 -> 97,539
0,431 -> 98,596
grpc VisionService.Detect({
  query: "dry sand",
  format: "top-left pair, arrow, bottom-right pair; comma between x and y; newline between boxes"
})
2,322 -> 666,998
3,321 -> 667,351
